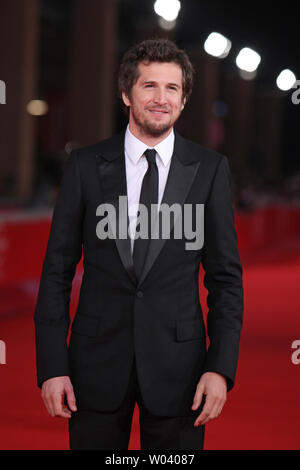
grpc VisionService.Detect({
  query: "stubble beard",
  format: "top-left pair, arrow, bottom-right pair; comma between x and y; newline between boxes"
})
131,105 -> 177,138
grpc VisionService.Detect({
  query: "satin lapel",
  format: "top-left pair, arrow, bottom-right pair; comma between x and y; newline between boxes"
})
96,145 -> 137,286
137,148 -> 201,288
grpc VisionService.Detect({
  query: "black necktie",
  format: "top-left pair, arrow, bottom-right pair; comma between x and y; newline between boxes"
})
133,149 -> 158,280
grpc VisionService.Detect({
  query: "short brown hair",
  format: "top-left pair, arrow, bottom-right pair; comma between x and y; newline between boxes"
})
118,38 -> 194,113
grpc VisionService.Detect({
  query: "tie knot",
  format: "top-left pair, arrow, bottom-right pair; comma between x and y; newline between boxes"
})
144,149 -> 157,165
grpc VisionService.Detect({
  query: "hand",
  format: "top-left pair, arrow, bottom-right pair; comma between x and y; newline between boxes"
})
41,376 -> 77,418
191,372 -> 227,426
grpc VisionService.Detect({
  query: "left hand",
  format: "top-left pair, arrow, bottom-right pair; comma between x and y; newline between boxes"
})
191,372 -> 227,426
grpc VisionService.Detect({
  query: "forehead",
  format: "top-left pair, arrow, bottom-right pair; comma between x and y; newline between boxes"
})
136,61 -> 183,85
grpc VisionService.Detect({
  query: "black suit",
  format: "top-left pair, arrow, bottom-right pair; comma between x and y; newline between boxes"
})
34,129 -> 243,444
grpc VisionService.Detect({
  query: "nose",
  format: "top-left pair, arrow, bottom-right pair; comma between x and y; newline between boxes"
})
153,87 -> 167,105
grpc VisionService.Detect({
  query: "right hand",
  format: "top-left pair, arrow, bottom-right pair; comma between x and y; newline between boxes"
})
41,376 -> 77,418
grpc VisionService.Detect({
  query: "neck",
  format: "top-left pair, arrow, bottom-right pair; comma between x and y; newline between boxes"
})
128,123 -> 172,147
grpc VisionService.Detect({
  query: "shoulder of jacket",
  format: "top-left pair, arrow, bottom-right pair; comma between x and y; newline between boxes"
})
176,132 -> 226,166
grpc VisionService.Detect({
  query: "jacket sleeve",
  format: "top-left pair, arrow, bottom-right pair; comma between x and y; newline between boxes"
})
201,155 -> 244,391
34,150 -> 84,388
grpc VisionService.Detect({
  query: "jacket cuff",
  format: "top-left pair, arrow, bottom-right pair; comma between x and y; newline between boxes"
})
34,321 -> 70,388
202,332 -> 241,392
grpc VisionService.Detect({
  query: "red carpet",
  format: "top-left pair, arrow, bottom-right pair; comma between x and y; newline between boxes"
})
0,242 -> 300,449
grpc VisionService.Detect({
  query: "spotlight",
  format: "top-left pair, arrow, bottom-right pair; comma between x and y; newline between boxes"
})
154,0 -> 181,22
236,47 -> 261,73
204,32 -> 232,59
27,100 -> 48,116
276,69 -> 297,91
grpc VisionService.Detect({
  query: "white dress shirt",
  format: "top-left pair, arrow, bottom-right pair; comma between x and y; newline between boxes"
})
124,125 -> 174,253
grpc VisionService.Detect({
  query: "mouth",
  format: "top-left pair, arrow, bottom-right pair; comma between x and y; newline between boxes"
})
147,109 -> 169,115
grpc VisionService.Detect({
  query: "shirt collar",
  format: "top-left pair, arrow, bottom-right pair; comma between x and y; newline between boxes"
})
125,124 -> 174,167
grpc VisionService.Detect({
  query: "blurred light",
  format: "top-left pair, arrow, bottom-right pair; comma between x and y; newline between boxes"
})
65,141 -> 80,154
212,101 -> 228,117
276,69 -> 296,91
154,0 -> 181,22
239,70 -> 257,81
158,17 -> 176,30
236,47 -> 261,72
27,100 -> 48,116
204,32 -> 232,59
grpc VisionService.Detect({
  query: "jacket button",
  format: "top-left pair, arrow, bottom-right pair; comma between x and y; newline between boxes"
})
136,290 -> 143,299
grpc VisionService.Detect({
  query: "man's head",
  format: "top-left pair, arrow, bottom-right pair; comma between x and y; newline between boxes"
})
118,38 -> 194,141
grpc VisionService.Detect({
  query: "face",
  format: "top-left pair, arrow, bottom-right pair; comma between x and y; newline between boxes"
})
122,61 -> 186,141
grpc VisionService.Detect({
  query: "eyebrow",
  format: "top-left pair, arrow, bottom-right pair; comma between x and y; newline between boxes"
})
142,80 -> 180,88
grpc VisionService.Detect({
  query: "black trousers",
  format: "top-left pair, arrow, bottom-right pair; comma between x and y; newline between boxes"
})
69,358 -> 205,450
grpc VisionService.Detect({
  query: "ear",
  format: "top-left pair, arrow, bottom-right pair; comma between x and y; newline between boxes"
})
181,96 -> 186,111
122,91 -> 131,108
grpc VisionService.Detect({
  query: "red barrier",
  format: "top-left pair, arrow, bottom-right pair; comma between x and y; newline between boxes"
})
235,205 -> 300,253
0,210 -> 82,285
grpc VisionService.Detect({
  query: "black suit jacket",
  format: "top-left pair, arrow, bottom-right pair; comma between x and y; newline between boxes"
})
34,129 -> 244,417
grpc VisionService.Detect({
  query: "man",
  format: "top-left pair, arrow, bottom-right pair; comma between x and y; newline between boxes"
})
34,38 -> 244,450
